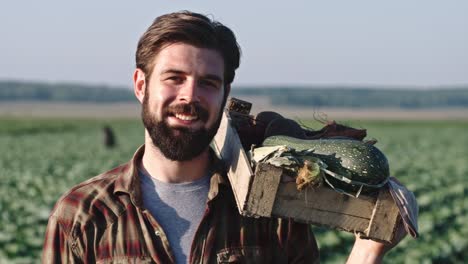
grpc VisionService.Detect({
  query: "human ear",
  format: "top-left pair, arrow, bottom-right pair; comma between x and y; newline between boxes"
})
133,68 -> 146,104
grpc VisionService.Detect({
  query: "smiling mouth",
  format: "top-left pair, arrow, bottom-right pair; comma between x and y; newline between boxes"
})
174,113 -> 198,121
166,103 -> 208,123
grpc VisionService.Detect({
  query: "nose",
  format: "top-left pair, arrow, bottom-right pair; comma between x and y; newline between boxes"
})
178,79 -> 200,103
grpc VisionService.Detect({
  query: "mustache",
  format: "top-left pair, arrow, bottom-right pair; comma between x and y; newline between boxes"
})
165,103 -> 209,121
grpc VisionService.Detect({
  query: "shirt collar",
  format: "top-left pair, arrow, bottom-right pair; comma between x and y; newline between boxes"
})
114,144 -> 229,207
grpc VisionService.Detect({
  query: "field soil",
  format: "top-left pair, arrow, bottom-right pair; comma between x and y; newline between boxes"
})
1,99 -> 468,120
0,102 -> 140,119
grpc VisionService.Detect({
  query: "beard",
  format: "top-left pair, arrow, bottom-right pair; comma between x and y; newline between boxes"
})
141,96 -> 223,161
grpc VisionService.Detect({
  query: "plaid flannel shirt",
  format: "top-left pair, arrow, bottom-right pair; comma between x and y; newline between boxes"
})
42,145 -> 319,263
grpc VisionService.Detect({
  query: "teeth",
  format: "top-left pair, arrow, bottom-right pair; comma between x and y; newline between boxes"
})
175,113 -> 198,121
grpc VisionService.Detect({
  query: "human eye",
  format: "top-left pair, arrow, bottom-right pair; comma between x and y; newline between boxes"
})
165,75 -> 184,84
200,79 -> 221,90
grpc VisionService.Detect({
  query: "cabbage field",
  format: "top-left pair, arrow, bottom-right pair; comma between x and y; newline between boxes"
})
0,118 -> 467,263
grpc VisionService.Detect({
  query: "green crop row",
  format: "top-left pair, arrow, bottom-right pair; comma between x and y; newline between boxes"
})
308,119 -> 468,263
0,118 -> 467,263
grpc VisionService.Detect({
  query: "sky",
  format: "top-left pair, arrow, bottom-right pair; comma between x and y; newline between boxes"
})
1,1 -> 467,88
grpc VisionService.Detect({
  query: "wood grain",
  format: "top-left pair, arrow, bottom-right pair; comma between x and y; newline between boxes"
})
245,163 -> 282,217
212,111 -> 254,213
367,188 -> 401,242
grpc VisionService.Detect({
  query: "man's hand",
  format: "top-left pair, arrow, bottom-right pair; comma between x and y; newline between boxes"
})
346,218 -> 407,264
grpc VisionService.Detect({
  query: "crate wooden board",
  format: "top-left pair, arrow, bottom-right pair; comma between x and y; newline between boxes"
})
213,110 -> 400,243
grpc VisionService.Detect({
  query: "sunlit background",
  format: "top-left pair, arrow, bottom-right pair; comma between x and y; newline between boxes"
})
1,0 -> 467,87
0,1 -> 467,263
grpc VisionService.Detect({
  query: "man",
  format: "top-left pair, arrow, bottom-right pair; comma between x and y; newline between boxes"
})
43,11 -> 404,263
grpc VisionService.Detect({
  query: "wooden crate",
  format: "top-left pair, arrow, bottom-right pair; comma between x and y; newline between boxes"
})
212,110 -> 400,243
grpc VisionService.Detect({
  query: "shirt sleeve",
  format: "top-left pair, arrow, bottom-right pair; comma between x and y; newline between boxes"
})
276,218 -> 320,264
42,215 -> 82,263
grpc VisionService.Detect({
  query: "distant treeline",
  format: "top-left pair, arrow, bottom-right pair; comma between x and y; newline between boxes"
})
0,81 -> 132,102
231,86 -> 468,108
2,80 -> 468,108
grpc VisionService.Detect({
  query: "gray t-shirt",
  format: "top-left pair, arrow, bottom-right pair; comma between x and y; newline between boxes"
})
139,169 -> 210,264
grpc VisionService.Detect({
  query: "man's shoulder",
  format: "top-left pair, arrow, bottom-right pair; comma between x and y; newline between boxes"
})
49,162 -> 132,231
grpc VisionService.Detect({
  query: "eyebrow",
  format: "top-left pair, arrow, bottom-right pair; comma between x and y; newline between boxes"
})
160,69 -> 186,76
161,69 -> 223,83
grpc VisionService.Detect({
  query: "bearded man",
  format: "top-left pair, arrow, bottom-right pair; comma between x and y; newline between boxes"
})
42,11 -> 404,263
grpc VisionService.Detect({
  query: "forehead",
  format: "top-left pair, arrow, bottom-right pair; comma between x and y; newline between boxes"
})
152,43 -> 225,78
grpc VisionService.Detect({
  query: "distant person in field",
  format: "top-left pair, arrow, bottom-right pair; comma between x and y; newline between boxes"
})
102,125 -> 116,148
42,11 -> 407,263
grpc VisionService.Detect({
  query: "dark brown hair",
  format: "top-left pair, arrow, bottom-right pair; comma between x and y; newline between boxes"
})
136,11 -> 241,85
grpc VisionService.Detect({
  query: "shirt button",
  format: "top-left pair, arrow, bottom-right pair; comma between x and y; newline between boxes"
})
155,230 -> 161,236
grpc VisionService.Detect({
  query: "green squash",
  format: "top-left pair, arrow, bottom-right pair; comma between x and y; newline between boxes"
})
262,136 -> 390,195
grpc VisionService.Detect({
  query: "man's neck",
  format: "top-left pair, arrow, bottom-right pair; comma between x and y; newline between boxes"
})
141,136 -> 211,183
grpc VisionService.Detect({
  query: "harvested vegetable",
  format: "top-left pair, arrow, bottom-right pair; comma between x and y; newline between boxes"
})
262,135 -> 390,195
